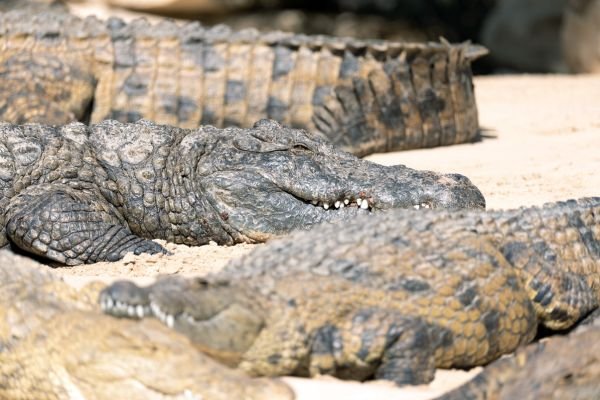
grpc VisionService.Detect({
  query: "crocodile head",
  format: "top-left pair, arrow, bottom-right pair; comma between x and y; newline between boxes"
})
193,119 -> 485,242
100,277 -> 264,367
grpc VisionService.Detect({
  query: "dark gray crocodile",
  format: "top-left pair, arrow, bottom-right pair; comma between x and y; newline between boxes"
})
101,197 -> 600,385
0,118 -> 484,265
0,250 -> 293,400
0,9 -> 486,156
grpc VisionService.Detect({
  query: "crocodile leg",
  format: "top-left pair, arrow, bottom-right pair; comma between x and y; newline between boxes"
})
375,317 -> 438,384
5,183 -> 166,265
501,241 -> 599,330
526,268 -> 598,330
305,310 -> 436,385
0,53 -> 96,125
437,322 -> 600,400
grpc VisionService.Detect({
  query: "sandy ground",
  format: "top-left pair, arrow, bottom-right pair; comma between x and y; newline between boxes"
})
49,74 -> 600,398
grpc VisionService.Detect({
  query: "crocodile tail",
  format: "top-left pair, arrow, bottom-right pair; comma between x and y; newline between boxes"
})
95,17 -> 485,156
310,40 -> 485,156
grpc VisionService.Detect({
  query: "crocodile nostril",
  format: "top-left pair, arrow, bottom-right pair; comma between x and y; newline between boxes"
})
448,173 -> 469,184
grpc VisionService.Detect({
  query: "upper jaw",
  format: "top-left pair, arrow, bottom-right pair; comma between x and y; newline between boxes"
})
201,165 -> 485,242
283,170 -> 485,214
204,183 -> 466,243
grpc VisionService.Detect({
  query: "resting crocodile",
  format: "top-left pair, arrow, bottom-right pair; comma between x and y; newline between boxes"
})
0,9 -> 486,156
438,311 -> 600,400
0,119 -> 484,265
1,248 -> 596,400
102,197 -> 600,385
0,250 -> 293,400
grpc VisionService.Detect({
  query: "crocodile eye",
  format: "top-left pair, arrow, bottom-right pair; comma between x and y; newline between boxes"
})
291,143 -> 311,152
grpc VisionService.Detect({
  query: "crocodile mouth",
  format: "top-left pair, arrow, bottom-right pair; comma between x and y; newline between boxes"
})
99,281 -> 186,329
100,294 -> 177,328
100,295 -> 234,330
300,195 -> 433,212
100,295 -> 151,318
201,169 -> 441,243
303,194 -> 373,211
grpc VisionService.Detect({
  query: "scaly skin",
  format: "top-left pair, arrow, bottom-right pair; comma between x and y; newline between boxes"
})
0,0 -> 65,13
102,197 -> 600,385
0,250 -> 101,349
0,119 -> 484,265
0,10 -> 486,156
0,250 -> 293,400
437,311 -> 600,400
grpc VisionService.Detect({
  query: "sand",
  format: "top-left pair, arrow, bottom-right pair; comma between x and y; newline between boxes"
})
49,73 -> 600,399
369,74 -> 600,210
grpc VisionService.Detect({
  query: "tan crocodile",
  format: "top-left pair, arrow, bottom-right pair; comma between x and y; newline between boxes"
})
0,10 -> 486,156
0,250 -> 293,400
102,197 -> 600,385
438,310 -> 600,399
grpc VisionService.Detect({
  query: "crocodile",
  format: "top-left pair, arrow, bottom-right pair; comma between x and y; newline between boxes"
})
101,197 -> 600,385
438,312 -> 600,400
0,9 -> 486,156
0,250 -> 293,400
0,118 -> 485,265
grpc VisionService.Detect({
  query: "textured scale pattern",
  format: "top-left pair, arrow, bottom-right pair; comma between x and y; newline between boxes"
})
0,10 -> 486,156
438,313 -> 600,400
0,119 -> 485,265
102,198 -> 600,385
0,251 -> 293,400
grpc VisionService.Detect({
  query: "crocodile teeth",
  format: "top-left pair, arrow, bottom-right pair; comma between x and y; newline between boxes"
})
413,203 -> 432,210
166,314 -> 175,328
149,302 -> 176,328
100,296 -> 113,311
151,302 -> 167,322
136,305 -> 145,318
308,196 -> 375,211
150,302 -> 161,317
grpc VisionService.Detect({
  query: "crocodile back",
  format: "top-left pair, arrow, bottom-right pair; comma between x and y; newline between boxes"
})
101,19 -> 484,155
1,11 -> 485,156
0,11 -> 106,124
